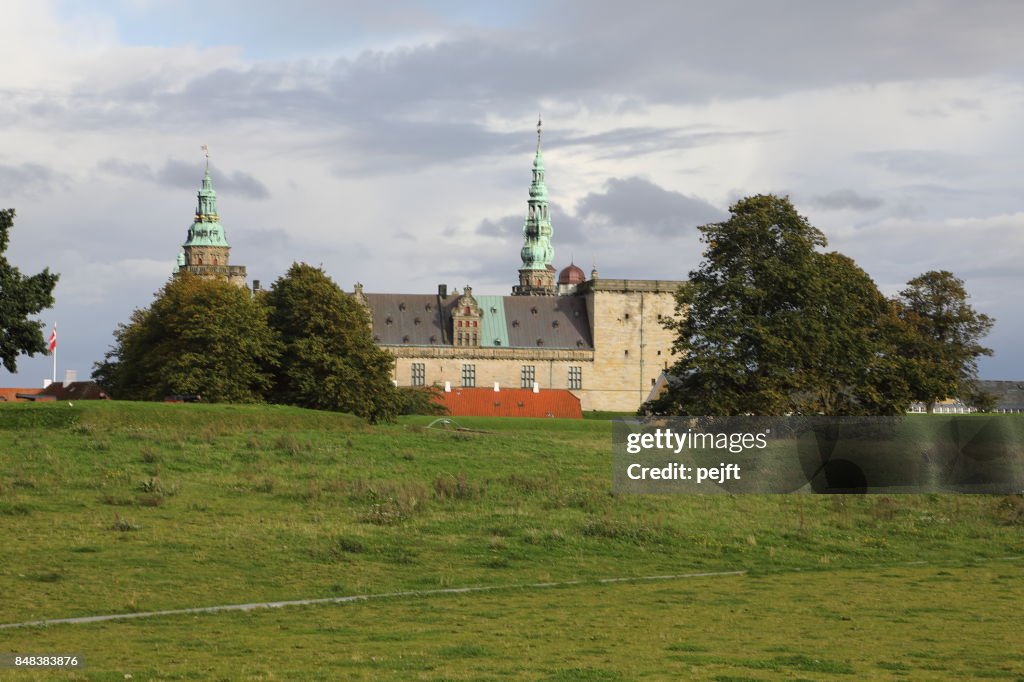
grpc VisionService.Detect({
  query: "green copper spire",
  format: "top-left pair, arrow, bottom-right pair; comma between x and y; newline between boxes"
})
183,152 -> 230,249
519,116 -> 554,271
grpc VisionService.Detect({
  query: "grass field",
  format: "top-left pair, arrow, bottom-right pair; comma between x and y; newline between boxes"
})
1,402 -> 1022,680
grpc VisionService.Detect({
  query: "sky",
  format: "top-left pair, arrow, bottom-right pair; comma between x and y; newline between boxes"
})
1,0 -> 1022,385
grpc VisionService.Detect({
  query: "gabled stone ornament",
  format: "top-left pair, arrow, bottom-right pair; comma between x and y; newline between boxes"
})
452,285 -> 482,347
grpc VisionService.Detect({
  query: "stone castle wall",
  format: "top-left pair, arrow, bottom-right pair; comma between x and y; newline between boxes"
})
382,281 -> 683,413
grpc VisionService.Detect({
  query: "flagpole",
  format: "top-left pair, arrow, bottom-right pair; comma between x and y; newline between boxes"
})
51,323 -> 57,385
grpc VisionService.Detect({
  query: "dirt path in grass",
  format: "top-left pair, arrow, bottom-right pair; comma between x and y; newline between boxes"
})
0,570 -> 747,629
2,556 -> 1021,630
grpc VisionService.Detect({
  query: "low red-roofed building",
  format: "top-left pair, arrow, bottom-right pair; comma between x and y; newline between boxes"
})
0,388 -> 44,403
435,387 -> 582,419
38,381 -> 109,401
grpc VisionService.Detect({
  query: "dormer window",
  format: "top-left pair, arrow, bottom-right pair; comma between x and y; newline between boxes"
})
429,335 -> 437,344
414,317 -> 421,325
398,302 -> 406,311
402,335 -> 410,343
530,307 -> 538,314
536,338 -> 544,346
512,320 -> 520,327
425,303 -> 433,312
385,316 -> 393,325
552,320 -> 559,328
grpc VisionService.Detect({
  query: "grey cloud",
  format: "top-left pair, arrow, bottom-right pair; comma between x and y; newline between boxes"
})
98,158 -> 270,199
858,150 -> 990,179
476,214 -> 521,239
0,163 -> 67,196
9,2 -> 1024,147
556,127 -> 780,160
332,121 -> 522,175
810,189 -> 884,211
577,177 -> 725,236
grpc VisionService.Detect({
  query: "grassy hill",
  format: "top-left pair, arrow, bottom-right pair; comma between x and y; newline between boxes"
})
1,402 -> 1022,679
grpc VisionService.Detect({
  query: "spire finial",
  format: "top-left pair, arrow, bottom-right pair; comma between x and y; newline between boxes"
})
201,144 -> 209,172
536,114 -> 542,151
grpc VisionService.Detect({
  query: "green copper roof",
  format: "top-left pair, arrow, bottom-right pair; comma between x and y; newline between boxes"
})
519,117 -> 554,271
183,168 -> 230,248
476,295 -> 510,348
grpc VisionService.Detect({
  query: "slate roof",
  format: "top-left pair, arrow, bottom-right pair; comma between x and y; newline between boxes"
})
364,293 -> 453,346
503,295 -> 591,349
436,387 -> 582,419
976,380 -> 1024,411
365,292 -> 593,350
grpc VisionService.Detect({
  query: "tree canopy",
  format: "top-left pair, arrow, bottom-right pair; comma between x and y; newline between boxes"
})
264,263 -> 399,423
647,194 -> 911,416
0,208 -> 60,374
896,270 -> 994,412
93,273 -> 280,402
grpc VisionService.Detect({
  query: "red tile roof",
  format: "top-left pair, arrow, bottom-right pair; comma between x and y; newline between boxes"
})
0,388 -> 43,403
436,387 -> 582,419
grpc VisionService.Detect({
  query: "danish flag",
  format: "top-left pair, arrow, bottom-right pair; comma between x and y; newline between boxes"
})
48,324 -> 57,353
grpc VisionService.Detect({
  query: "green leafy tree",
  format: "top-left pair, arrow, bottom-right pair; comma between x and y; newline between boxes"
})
896,270 -> 994,412
0,209 -> 59,374
647,194 -> 911,416
265,263 -> 399,423
93,273 -> 280,402
794,252 -> 912,415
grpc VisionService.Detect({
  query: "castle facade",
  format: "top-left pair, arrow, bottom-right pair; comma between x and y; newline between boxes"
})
359,121 -> 684,412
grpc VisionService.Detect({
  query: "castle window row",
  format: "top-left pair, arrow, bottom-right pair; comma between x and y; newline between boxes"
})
409,364 -> 583,390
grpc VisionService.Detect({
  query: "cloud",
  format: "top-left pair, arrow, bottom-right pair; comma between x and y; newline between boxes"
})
98,157 -> 269,199
810,189 -> 884,211
0,162 -> 67,196
857,150 -> 991,179
556,126 -> 780,160
576,177 -> 724,236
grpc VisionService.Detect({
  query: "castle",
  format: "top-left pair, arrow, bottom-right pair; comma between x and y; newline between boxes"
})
170,127 -> 683,413
357,120 -> 684,412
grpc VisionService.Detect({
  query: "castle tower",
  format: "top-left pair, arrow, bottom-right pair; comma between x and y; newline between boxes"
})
512,117 -> 556,296
174,148 -> 247,287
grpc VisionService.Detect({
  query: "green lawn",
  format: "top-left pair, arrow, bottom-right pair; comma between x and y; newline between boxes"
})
1,402 -> 1022,680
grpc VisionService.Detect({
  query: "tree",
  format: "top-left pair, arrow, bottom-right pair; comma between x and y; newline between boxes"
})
794,252 -> 912,415
93,273 -> 280,402
0,209 -> 59,374
264,263 -> 399,423
647,194 -> 911,416
896,270 -> 994,412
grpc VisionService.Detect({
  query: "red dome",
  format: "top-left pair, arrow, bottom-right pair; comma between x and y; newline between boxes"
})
558,262 -> 586,285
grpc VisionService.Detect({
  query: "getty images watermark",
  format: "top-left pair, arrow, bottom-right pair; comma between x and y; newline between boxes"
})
612,416 -> 1024,494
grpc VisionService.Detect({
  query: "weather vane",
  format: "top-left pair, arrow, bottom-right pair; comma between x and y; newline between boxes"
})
201,144 -> 209,171
536,114 -> 542,149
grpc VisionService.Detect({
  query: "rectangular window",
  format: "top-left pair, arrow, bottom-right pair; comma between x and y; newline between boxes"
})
461,364 -> 476,388
568,366 -> 582,390
521,365 -> 536,388
411,362 -> 425,387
